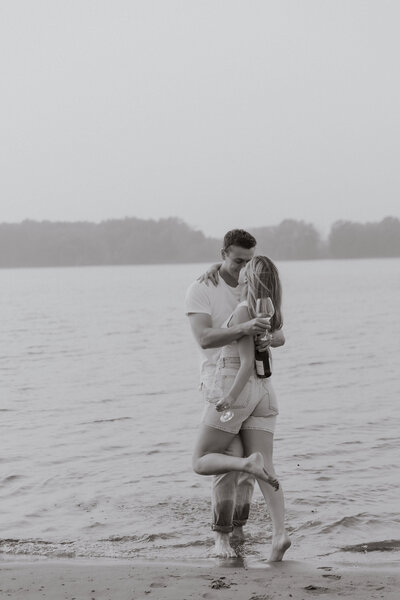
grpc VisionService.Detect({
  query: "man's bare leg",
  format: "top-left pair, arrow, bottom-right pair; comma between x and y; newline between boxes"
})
231,465 -> 255,544
212,531 -> 236,558
231,524 -> 245,542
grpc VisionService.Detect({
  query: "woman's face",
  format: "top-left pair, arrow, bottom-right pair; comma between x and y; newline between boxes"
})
238,266 -> 248,288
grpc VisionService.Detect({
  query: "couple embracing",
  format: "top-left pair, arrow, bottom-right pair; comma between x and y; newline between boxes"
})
185,229 -> 291,561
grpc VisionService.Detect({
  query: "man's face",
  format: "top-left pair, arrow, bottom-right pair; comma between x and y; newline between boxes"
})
222,245 -> 254,279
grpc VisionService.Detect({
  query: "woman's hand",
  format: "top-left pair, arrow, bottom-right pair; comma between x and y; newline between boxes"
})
215,394 -> 235,412
197,262 -> 222,287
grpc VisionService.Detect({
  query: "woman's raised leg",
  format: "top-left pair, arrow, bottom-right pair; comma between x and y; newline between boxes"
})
241,429 -> 291,561
192,424 -> 278,486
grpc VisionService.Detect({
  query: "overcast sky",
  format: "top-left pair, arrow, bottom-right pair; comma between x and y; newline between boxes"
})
1,1 -> 399,238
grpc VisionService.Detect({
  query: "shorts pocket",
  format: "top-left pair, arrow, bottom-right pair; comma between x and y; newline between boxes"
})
220,372 -> 251,409
252,380 -> 279,416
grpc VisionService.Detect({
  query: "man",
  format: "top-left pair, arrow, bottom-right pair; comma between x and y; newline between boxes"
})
185,229 -> 283,557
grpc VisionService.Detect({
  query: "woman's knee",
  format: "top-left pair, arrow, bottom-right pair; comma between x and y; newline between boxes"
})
241,429 -> 274,457
259,449 -> 276,477
263,461 -> 277,478
192,452 -> 207,475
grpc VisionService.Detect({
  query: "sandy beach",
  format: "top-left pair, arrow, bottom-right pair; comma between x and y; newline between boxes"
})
1,557 -> 399,600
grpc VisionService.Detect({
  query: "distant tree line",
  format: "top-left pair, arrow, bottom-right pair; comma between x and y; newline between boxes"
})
0,216 -> 399,267
0,218 -> 220,267
327,217 -> 400,258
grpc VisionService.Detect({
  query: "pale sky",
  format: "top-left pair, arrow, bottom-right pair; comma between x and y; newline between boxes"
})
1,1 -> 399,238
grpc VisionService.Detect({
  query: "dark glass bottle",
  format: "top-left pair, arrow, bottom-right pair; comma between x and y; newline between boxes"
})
255,298 -> 274,378
255,345 -> 272,378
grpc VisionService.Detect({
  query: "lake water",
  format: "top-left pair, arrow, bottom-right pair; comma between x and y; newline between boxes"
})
1,259 -> 399,565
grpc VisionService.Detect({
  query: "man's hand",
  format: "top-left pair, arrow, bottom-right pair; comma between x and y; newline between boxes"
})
241,317 -> 271,337
255,333 -> 272,353
270,329 -> 285,347
255,328 -> 285,351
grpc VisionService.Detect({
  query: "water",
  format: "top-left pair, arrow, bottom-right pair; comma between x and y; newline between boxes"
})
1,259 -> 399,564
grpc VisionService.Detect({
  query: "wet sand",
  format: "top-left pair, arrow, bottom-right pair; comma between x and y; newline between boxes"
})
1,557 -> 399,600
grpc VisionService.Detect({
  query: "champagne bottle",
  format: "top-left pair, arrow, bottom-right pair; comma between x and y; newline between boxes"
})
254,344 -> 272,378
255,298 -> 273,378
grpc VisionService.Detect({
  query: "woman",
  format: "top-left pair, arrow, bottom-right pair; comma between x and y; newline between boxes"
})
192,256 -> 291,561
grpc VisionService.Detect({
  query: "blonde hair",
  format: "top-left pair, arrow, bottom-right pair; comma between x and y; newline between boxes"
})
244,256 -> 283,331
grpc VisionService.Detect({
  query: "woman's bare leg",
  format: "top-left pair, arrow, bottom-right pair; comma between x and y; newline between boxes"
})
241,429 -> 291,561
193,425 -> 278,486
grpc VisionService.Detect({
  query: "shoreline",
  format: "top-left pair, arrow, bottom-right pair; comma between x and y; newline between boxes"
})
1,555 -> 399,600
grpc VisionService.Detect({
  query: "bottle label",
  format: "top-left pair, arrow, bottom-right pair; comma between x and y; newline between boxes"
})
255,359 -> 265,376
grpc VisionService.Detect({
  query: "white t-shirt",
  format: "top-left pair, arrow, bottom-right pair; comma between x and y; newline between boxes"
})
184,277 -> 241,382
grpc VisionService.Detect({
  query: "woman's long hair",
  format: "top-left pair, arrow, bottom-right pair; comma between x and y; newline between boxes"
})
245,256 -> 283,331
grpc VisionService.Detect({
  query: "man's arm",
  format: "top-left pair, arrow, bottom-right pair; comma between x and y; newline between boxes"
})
270,329 -> 285,347
188,313 -> 271,349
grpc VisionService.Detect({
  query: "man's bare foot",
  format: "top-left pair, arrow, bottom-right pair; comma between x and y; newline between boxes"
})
244,452 -> 279,490
212,532 -> 236,558
231,525 -> 245,543
269,533 -> 291,561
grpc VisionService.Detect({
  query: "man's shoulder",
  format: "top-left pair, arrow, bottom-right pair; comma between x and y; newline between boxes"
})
186,279 -> 217,298
185,279 -> 213,315
186,279 -> 206,292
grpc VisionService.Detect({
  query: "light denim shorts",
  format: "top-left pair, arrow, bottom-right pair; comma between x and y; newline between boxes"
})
200,359 -> 279,435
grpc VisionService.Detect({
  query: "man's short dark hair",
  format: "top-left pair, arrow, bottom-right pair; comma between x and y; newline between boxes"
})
223,229 -> 257,252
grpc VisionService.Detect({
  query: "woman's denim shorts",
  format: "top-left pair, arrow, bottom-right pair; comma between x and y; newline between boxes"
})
200,357 -> 279,435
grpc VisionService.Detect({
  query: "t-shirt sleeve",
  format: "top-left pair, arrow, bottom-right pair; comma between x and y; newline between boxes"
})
184,281 -> 211,316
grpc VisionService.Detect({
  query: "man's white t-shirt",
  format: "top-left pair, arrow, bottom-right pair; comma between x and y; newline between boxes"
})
184,277 -> 241,384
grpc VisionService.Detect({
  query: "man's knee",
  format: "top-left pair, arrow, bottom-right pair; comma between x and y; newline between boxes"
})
237,471 -> 256,488
212,470 -> 239,490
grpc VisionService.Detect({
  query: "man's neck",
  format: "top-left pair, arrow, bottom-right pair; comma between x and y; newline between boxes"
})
219,266 -> 239,288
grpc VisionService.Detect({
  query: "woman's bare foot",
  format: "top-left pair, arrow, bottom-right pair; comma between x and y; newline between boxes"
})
269,533 -> 291,561
244,452 -> 279,490
212,532 -> 236,558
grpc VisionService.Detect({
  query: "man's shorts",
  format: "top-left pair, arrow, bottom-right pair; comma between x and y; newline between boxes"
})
200,360 -> 279,435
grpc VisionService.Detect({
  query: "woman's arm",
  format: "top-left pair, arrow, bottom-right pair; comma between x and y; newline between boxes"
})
215,306 -> 255,411
197,262 -> 222,287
